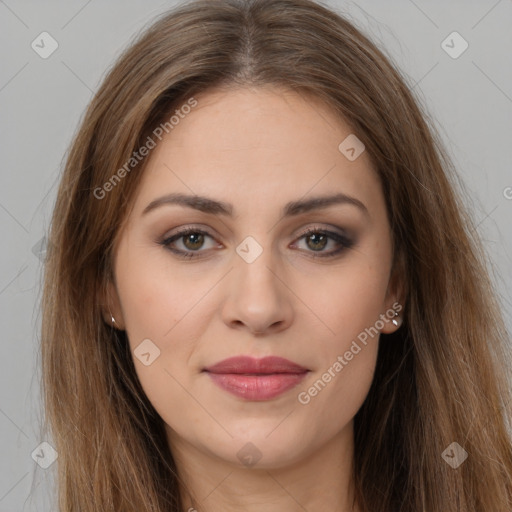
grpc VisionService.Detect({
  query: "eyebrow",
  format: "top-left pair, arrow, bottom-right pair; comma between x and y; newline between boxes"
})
142,192 -> 369,218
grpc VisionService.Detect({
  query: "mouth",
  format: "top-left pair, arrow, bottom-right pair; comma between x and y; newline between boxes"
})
203,355 -> 309,374
202,356 -> 309,401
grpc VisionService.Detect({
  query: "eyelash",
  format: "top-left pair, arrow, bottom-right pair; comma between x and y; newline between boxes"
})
159,225 -> 354,260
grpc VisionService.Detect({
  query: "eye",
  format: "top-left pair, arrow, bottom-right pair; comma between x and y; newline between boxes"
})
292,226 -> 354,258
159,227 -> 219,259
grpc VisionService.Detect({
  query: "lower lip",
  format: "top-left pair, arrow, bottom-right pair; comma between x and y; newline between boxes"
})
205,372 -> 308,400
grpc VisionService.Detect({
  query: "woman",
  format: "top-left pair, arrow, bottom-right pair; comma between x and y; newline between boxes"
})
41,0 -> 512,510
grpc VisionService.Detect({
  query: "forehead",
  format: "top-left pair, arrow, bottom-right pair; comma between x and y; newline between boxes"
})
158,86 -> 360,164
131,86 -> 383,220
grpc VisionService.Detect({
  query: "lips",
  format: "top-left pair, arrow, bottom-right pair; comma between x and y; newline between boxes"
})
203,355 -> 308,374
203,356 -> 309,401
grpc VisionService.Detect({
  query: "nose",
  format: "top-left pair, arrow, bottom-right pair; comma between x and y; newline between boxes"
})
221,243 -> 294,336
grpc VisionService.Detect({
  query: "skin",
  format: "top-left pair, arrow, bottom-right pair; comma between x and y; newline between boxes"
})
105,86 -> 403,512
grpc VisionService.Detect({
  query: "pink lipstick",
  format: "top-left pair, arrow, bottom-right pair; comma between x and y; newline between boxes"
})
203,355 -> 309,401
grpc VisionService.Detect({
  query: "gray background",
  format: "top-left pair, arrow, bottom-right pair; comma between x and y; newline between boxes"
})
1,0 -> 511,510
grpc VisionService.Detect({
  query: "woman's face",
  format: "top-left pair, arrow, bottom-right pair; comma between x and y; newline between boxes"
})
108,86 -> 401,470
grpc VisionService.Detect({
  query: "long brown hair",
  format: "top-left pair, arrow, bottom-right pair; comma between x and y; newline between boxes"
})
41,0 -> 512,510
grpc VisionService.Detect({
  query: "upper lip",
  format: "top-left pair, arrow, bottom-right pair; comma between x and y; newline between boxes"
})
203,356 -> 309,374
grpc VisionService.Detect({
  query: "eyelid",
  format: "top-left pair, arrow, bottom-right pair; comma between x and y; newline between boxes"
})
161,224 -> 216,239
294,223 -> 349,238
291,225 -> 355,254
159,225 -> 220,254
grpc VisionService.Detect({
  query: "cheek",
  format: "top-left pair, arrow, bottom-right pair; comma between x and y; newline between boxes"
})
113,244 -> 220,400
290,252 -> 389,414
295,254 -> 391,354
116,266 -> 197,428
292,267 -> 386,435
115,244 -> 196,342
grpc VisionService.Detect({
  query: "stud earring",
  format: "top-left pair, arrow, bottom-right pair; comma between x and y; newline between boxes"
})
108,309 -> 116,328
392,312 -> 402,327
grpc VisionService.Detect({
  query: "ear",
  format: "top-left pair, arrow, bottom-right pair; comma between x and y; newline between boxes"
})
98,277 -> 126,330
380,249 -> 407,335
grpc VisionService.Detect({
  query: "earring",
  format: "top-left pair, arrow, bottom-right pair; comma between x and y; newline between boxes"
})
108,309 -> 116,328
392,312 -> 402,327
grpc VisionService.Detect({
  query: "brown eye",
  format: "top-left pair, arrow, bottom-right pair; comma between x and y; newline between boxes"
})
305,232 -> 328,251
160,227 -> 218,259
182,232 -> 205,250
293,227 -> 355,258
